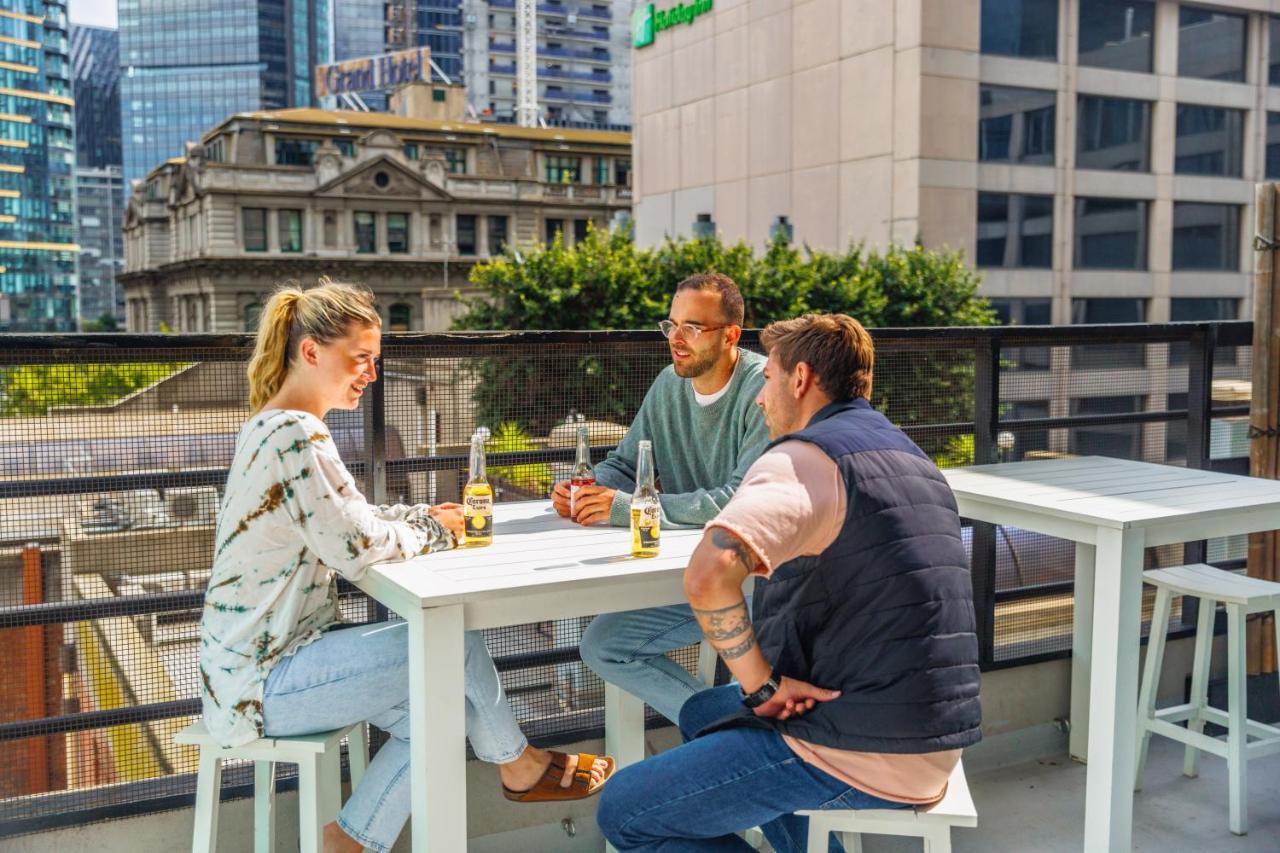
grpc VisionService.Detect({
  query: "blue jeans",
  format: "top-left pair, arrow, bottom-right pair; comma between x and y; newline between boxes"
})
579,604 -> 712,724
596,685 -> 909,853
261,621 -> 527,853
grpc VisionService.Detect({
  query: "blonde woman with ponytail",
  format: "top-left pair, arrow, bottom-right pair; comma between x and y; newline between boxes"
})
199,280 -> 614,853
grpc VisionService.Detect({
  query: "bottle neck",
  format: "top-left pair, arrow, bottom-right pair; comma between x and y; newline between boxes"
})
635,444 -> 655,492
469,438 -> 487,481
575,431 -> 592,468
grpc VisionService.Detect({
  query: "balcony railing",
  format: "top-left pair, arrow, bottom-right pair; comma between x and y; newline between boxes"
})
0,321 -> 1255,836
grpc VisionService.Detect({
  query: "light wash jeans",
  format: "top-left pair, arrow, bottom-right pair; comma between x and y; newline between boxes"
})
261,621 -> 527,853
579,604 -> 708,724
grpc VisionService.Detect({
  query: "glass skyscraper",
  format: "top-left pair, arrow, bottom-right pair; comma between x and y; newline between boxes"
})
119,0 -> 331,186
0,0 -> 78,332
70,23 -> 121,170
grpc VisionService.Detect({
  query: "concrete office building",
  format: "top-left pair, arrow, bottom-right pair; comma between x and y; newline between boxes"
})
118,85 -> 631,334
631,0 -> 1280,334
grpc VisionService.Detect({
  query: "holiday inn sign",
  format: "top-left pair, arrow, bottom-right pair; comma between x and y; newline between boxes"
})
632,0 -> 714,48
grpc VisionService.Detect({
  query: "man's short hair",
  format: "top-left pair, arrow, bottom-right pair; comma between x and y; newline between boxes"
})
674,272 -> 745,327
760,313 -> 874,401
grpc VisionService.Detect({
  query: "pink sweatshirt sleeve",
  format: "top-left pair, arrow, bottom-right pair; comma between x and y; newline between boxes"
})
706,440 -> 846,576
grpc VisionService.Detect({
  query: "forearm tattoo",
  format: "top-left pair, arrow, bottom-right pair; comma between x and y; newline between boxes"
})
691,600 -> 750,642
717,632 -> 757,660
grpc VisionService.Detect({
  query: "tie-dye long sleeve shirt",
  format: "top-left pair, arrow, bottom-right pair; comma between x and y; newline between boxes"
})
199,409 -> 455,747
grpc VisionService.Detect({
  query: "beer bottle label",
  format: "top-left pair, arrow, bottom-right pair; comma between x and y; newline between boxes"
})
637,505 -> 660,548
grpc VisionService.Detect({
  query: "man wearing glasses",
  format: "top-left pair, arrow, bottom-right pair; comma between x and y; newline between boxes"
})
551,272 -> 769,725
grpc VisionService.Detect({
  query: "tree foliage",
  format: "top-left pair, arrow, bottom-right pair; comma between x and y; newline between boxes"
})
0,363 -> 184,417
453,226 -> 996,445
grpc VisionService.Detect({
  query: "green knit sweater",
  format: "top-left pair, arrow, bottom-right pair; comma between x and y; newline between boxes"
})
596,348 -> 769,528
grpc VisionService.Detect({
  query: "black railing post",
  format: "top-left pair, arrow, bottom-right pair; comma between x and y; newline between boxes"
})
363,369 -> 390,623
971,336 -> 1001,667
1181,325 -> 1217,627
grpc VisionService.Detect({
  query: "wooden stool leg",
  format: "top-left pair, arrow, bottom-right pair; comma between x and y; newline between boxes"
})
191,750 -> 223,853
297,753 -> 324,853
1184,596 -> 1216,779
1227,604 -> 1248,835
697,640 -> 718,688
318,745 -> 344,825
922,825 -> 953,853
253,760 -> 276,853
841,830 -> 865,853
1135,586 -> 1172,790
347,723 -> 369,791
804,814 -> 830,853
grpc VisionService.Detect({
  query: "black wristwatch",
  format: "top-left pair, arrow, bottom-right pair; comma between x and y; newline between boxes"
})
741,671 -> 780,709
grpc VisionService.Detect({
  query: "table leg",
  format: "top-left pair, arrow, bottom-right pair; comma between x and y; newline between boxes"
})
408,604 -> 467,853
1081,526 -> 1144,853
603,682 -> 646,853
1070,542 -> 1096,761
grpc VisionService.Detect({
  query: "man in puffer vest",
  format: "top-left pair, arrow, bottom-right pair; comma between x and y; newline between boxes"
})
596,313 -> 982,853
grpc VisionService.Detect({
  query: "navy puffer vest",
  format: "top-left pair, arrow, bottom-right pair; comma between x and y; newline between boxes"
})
702,398 -> 982,754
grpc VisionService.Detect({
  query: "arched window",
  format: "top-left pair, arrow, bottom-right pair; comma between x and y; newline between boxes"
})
388,302 -> 412,332
243,302 -> 262,333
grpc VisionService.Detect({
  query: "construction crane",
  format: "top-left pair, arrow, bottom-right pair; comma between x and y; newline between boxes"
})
515,0 -> 539,127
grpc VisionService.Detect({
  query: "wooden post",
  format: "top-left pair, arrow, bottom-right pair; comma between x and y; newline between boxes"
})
1249,184 -> 1280,675
21,544 -> 49,792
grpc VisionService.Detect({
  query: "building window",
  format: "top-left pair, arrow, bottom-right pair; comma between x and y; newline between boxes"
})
404,143 -> 419,160
354,211 -> 377,254
1178,6 -> 1246,82
278,209 -> 303,253
980,0 -> 1058,60
545,155 -> 581,183
978,85 -> 1056,165
1074,198 -> 1148,270
595,157 -> 609,184
444,148 -> 467,173
1070,395 -> 1145,459
488,215 -> 509,255
205,140 -> 225,162
1268,113 -> 1280,180
1175,105 -> 1243,177
335,138 -> 355,157
573,218 -> 590,243
389,302 -> 412,332
323,211 -> 338,247
1071,298 -> 1147,369
545,218 -> 564,244
243,302 -> 262,333
990,298 -> 1052,370
1077,0 -> 1154,72
1076,96 -> 1151,172
387,213 -> 410,253
456,214 -> 477,255
976,193 -> 1054,269
614,158 -> 631,187
1271,17 -> 1280,86
242,207 -> 267,251
275,138 -> 318,166
1172,203 -> 1240,272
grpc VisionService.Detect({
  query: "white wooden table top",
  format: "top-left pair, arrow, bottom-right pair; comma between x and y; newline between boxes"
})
943,456 -> 1280,530
359,499 -> 705,610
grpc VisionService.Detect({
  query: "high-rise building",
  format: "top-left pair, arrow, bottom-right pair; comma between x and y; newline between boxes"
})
463,0 -> 632,129
75,166 -> 124,326
69,23 -> 120,170
118,0 -> 333,187
0,0 -> 78,332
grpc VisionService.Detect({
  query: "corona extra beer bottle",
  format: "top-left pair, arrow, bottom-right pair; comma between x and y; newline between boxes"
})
569,426 -> 595,516
630,440 -> 660,558
462,430 -> 493,547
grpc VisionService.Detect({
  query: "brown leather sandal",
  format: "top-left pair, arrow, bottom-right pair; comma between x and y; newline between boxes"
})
502,751 -> 616,802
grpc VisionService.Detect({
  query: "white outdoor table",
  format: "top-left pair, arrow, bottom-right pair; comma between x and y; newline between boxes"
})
354,499 -> 706,853
943,456 -> 1280,853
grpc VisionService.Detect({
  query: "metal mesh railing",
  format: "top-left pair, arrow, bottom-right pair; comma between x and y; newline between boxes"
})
0,321 -> 1255,834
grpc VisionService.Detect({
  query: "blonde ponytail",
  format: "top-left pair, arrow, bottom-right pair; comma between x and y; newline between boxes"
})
246,279 -> 382,412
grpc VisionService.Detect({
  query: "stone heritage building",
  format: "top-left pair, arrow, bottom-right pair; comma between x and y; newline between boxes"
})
119,86 -> 632,333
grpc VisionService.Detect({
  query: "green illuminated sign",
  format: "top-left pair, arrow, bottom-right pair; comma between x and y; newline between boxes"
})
632,0 -> 714,49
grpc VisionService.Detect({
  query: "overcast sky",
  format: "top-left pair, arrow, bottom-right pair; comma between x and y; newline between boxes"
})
69,0 -> 118,29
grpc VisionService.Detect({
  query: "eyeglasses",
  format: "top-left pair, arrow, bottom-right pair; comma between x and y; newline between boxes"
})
658,320 -> 731,340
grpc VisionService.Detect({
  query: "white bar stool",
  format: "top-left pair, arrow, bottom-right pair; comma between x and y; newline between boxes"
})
1135,563 -> 1280,835
799,759 -> 976,853
176,719 -> 369,853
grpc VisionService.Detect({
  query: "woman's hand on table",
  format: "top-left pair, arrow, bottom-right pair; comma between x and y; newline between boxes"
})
429,503 -> 465,544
